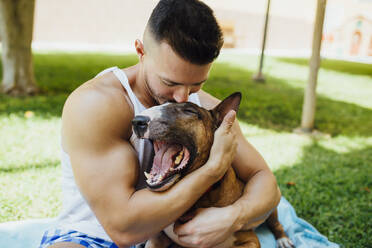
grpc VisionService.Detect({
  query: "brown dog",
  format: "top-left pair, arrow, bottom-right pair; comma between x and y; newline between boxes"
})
132,92 -> 294,248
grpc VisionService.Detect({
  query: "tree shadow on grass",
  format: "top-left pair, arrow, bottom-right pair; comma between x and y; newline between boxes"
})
274,142 -> 372,247
32,53 -> 139,93
0,53 -> 139,118
0,53 -> 139,94
0,160 -> 59,173
0,93 -> 68,118
204,62 -> 372,137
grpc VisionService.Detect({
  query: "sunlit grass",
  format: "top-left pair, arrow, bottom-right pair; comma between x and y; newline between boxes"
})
0,113 -> 62,221
239,122 -> 312,171
0,167 -> 61,221
219,52 -> 372,109
0,115 -> 61,169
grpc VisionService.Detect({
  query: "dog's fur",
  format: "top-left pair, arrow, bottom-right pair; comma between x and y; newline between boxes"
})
132,93 -> 294,248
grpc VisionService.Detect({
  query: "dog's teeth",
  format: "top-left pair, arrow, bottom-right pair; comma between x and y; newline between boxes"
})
174,157 -> 181,165
144,172 -> 151,179
174,150 -> 184,165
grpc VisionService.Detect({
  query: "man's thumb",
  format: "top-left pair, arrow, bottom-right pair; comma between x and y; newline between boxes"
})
221,110 -> 236,131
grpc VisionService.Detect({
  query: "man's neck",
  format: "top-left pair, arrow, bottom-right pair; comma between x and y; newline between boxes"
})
124,64 -> 158,108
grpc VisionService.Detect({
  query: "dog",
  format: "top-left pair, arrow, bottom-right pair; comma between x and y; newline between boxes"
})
132,92 -> 294,248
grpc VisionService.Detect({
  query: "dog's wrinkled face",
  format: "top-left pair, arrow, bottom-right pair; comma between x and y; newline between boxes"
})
132,92 -> 241,191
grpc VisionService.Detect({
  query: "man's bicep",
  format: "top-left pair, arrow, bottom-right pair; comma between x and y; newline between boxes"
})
69,140 -> 139,227
61,88 -> 139,231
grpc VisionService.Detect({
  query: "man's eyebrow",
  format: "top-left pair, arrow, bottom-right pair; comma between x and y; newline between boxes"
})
161,77 -> 206,86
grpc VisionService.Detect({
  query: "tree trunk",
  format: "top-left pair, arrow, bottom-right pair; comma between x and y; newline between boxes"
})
0,0 -> 38,96
300,0 -> 327,132
253,0 -> 271,83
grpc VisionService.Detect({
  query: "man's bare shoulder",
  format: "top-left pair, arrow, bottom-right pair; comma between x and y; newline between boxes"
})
62,76 -> 134,153
198,90 -> 221,110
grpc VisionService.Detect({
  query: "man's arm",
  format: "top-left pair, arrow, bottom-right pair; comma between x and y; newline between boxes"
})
173,90 -> 281,247
62,86 -> 237,247
229,119 -> 281,229
201,91 -> 281,228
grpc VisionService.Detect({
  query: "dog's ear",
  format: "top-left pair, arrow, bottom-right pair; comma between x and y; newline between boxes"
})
210,92 -> 242,128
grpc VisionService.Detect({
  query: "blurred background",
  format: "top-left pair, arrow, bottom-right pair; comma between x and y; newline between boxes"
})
32,0 -> 372,62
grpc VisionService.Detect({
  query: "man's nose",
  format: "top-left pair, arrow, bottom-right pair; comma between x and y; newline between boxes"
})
173,87 -> 190,103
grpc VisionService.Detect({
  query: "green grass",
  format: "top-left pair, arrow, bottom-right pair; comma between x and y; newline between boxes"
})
1,52 -> 371,247
33,53 -> 139,93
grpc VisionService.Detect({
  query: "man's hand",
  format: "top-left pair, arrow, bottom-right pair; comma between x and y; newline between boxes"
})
174,206 -> 239,248
205,110 -> 237,180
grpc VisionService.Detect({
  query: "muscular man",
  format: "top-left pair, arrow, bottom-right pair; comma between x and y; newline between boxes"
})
39,1 -> 281,247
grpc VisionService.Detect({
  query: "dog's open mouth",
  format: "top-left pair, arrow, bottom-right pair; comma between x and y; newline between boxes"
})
145,140 -> 190,191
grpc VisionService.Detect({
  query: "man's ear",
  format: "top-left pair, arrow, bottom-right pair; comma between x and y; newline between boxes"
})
210,92 -> 242,127
135,39 -> 145,61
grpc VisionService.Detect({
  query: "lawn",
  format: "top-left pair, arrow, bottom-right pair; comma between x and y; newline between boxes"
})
0,52 -> 371,247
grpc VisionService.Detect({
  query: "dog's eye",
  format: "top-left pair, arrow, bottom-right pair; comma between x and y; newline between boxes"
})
184,108 -> 199,117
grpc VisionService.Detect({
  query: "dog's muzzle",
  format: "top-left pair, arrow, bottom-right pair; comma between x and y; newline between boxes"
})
132,115 -> 150,138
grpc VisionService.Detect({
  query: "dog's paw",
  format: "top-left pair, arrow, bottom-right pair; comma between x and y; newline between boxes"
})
276,237 -> 295,248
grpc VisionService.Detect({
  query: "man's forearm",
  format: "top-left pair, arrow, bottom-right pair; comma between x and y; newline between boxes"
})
231,170 -> 281,230
115,164 -> 221,245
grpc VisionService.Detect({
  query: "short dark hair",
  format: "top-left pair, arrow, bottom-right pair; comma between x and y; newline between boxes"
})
147,0 -> 224,65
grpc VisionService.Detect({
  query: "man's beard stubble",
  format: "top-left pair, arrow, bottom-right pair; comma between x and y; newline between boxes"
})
144,72 -> 174,105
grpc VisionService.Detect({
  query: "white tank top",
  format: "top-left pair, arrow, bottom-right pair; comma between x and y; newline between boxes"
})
57,66 -> 201,242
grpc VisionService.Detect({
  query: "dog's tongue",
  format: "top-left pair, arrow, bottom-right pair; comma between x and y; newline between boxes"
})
152,143 -> 182,174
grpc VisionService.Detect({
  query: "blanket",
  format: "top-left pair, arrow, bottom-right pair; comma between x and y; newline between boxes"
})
0,197 -> 339,248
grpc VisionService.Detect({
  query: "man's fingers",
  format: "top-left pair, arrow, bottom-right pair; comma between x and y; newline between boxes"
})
220,110 -> 236,131
177,235 -> 200,248
173,222 -> 188,236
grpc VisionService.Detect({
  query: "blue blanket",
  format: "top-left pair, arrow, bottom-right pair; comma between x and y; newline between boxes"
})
0,197 -> 339,248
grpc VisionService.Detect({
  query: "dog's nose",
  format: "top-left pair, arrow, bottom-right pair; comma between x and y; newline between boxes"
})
132,115 -> 150,128
132,115 -> 150,137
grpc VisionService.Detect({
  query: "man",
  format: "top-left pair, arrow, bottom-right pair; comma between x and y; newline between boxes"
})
40,0 -> 281,247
